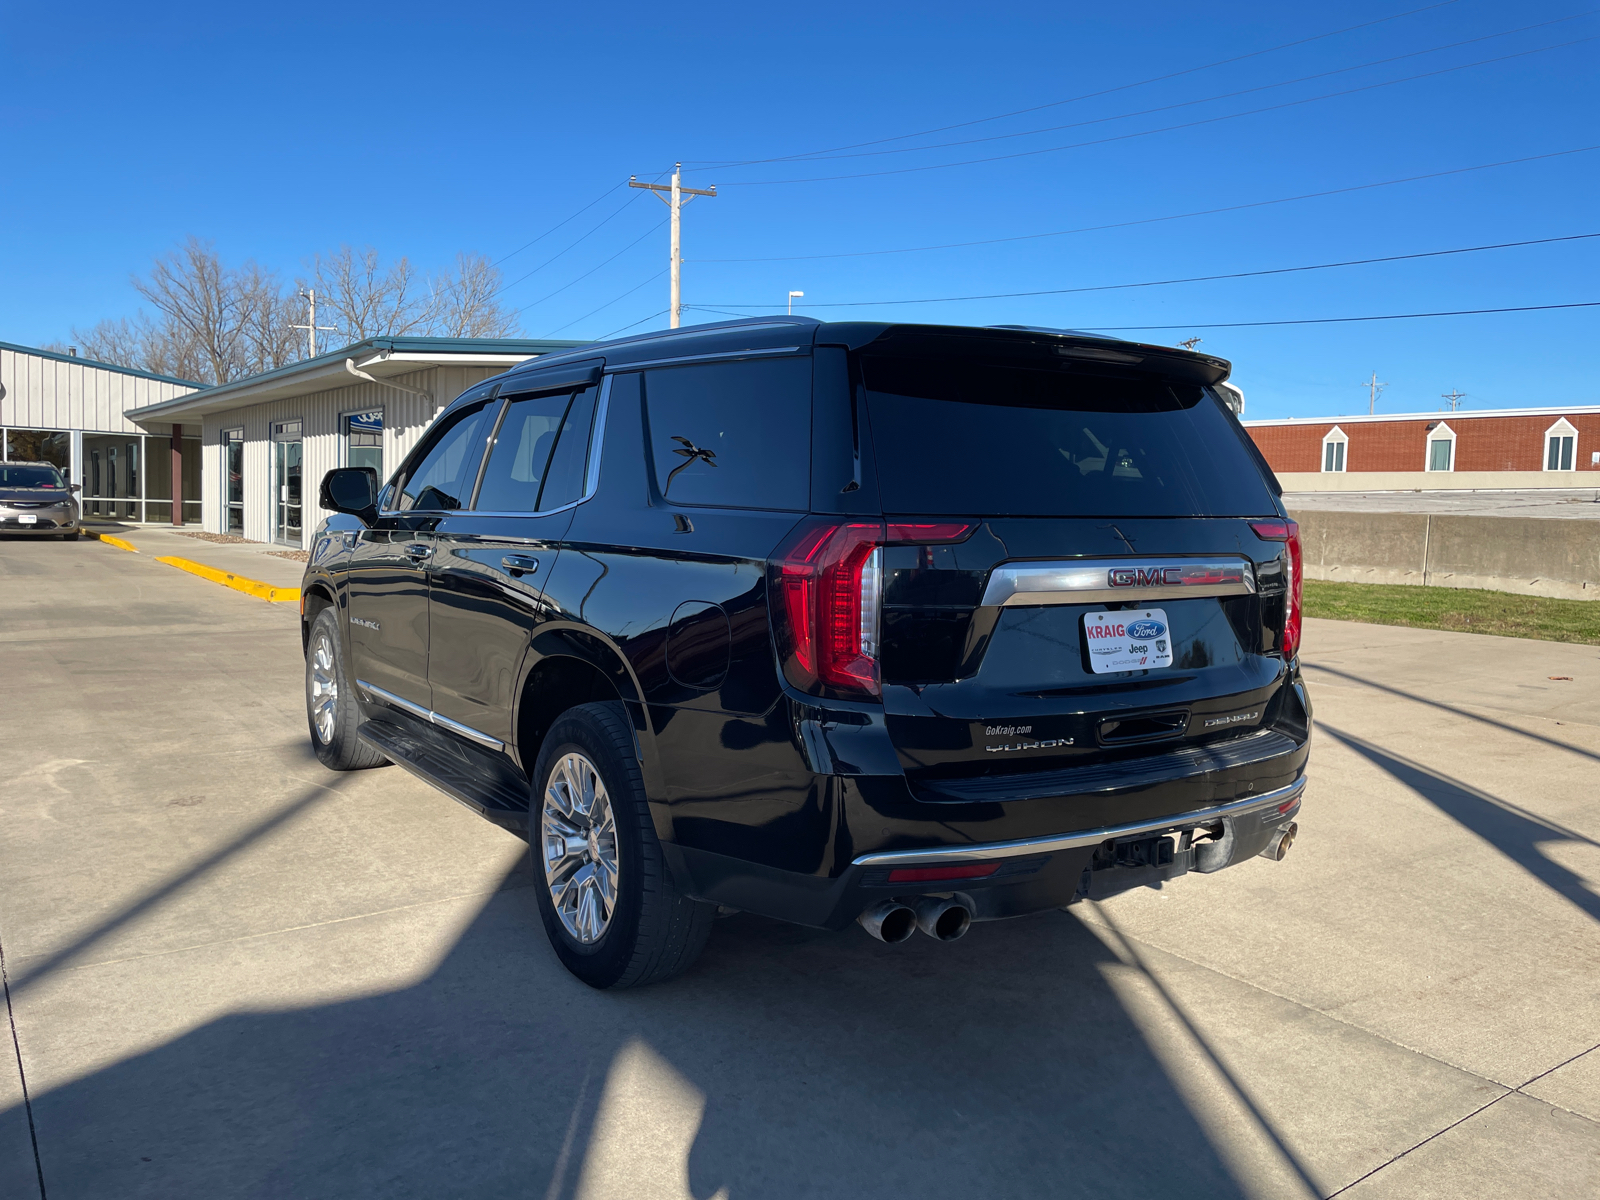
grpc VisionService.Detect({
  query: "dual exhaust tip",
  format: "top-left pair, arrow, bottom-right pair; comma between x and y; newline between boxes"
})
858,896 -> 973,944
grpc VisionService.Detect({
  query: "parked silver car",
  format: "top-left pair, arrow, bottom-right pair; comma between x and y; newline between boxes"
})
0,461 -> 81,538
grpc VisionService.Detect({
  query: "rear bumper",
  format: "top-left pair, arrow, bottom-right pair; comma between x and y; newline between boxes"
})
667,776 -> 1305,930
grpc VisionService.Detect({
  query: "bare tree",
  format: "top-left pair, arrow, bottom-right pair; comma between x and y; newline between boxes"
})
131,237 -> 257,383
432,253 -> 519,338
304,246 -> 434,345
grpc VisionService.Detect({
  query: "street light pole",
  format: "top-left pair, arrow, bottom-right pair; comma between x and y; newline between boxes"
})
788,290 -> 804,315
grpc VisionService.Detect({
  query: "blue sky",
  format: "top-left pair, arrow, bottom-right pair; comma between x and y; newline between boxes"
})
2,0 -> 1595,418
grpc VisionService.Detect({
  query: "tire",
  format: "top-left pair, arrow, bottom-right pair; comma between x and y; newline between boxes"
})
532,702 -> 713,989
61,529 -> 81,541
306,607 -> 389,771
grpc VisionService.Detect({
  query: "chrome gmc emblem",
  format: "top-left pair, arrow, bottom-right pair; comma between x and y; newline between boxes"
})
1109,566 -> 1183,587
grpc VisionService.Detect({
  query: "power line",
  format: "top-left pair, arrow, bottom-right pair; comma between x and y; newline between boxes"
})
491,188 -> 654,300
541,271 -> 667,338
705,12 -> 1592,170
596,309 -> 672,341
694,232 -> 1600,309
1074,301 -> 1600,331
491,181 -> 628,268
691,145 -> 1600,263
515,218 -> 667,316
685,0 -> 1468,169
723,34 -> 1599,185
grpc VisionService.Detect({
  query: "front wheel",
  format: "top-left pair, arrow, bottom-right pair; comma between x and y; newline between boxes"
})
306,607 -> 388,771
532,702 -> 713,989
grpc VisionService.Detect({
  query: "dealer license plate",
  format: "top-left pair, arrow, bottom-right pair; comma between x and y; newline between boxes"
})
17,514 -> 37,525
1083,608 -> 1173,674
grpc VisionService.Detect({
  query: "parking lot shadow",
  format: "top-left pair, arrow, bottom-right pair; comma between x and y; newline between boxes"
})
1320,722 -> 1600,925
4,871 -> 1261,1200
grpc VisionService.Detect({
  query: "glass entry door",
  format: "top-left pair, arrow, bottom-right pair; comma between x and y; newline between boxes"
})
225,430 -> 245,534
272,421 -> 303,545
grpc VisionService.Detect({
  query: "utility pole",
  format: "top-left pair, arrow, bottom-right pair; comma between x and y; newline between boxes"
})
1441,389 -> 1466,412
629,164 -> 716,328
293,289 -> 338,358
1178,336 -> 1202,351
1362,370 -> 1388,415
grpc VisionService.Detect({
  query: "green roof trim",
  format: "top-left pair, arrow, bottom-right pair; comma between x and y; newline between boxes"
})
123,335 -> 592,420
0,339 -> 205,388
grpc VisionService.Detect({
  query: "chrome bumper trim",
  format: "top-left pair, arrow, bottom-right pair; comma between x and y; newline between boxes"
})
850,777 -> 1305,867
356,678 -> 506,752
980,556 -> 1256,607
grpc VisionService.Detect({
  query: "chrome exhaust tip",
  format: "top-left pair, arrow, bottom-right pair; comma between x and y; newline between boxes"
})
858,901 -> 918,943
1259,822 -> 1298,862
913,896 -> 973,942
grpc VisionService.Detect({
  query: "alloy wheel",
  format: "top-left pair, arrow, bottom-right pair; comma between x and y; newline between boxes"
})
542,752 -> 619,944
309,631 -> 339,745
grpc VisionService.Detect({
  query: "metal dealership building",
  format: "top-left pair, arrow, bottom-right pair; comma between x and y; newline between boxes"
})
123,337 -> 585,545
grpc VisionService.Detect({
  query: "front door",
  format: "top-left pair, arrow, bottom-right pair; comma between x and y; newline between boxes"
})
346,396 -> 498,714
272,421 -> 303,545
427,385 -> 600,748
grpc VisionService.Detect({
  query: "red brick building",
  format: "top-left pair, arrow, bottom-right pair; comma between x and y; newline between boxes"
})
1242,406 -> 1598,489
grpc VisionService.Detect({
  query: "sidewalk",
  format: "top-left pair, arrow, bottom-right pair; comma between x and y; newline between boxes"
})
85,523 -> 309,590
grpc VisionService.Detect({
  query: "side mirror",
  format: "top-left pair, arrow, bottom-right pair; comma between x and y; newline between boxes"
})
320,467 -> 379,522
70,483 -> 81,493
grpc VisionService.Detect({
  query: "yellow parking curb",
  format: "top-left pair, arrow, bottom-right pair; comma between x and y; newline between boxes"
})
86,531 -> 139,553
154,556 -> 302,604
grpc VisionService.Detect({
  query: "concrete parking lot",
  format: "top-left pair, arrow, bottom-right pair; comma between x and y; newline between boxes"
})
2,534 -> 1597,1199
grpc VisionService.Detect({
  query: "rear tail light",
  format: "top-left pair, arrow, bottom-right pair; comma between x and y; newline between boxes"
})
772,518 -> 975,699
1250,519 -> 1303,661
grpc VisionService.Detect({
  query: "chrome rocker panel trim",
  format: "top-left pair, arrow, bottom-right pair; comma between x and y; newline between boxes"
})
851,777 -> 1305,868
357,679 -> 506,752
980,556 -> 1257,607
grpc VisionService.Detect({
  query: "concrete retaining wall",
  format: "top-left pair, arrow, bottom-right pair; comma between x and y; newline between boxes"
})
1289,510 -> 1600,601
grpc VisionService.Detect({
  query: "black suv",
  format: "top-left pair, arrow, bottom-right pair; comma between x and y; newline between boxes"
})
303,318 -> 1309,989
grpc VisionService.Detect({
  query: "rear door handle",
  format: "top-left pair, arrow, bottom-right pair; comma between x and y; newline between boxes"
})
501,555 -> 541,577
403,542 -> 432,561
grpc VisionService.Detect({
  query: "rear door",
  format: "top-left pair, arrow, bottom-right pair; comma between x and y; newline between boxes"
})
346,395 -> 497,712
426,379 -> 602,749
849,336 -> 1294,791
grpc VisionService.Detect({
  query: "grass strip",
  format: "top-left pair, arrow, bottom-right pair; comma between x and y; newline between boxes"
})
1304,580 -> 1600,645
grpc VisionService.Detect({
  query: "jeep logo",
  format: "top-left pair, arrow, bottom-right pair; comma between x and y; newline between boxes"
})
1109,566 -> 1183,587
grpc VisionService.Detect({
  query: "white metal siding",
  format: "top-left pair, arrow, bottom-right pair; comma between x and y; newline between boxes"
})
0,346 -> 197,436
198,365 -> 509,546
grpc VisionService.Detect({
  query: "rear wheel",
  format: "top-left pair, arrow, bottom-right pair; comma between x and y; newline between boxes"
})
532,702 -> 713,989
306,607 -> 388,771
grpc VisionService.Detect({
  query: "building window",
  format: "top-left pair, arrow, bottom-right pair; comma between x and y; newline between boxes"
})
342,410 -> 384,477
224,429 -> 244,535
1544,418 -> 1577,472
1425,422 -> 1456,472
1321,426 -> 1347,472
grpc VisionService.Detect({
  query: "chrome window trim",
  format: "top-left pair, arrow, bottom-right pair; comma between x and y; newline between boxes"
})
851,777 -> 1305,867
980,556 -> 1257,607
615,345 -> 805,372
357,679 -> 506,752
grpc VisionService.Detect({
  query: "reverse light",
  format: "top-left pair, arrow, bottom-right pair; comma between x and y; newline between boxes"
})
772,518 -> 976,699
886,862 -> 1000,884
1250,519 -> 1303,661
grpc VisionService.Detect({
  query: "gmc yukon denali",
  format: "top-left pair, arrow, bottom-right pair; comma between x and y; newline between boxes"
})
301,318 -> 1310,988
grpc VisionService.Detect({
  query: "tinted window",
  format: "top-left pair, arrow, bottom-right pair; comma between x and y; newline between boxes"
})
397,401 -> 493,512
474,392 -> 574,512
860,355 -> 1276,517
0,464 -> 66,488
538,386 -> 600,511
644,357 -> 810,510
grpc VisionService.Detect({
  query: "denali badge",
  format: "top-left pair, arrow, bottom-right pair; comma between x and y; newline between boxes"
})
351,617 -> 381,631
1203,710 -> 1261,728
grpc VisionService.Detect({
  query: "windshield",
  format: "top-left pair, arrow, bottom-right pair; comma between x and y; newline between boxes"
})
0,464 -> 66,489
859,355 -> 1276,517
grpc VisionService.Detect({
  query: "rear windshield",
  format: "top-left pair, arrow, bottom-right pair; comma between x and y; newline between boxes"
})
859,355 -> 1276,517
0,465 -> 66,489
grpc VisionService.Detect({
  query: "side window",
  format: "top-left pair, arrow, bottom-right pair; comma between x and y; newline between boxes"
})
644,357 -> 811,510
537,386 -> 600,511
474,391 -> 577,512
396,401 -> 494,512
